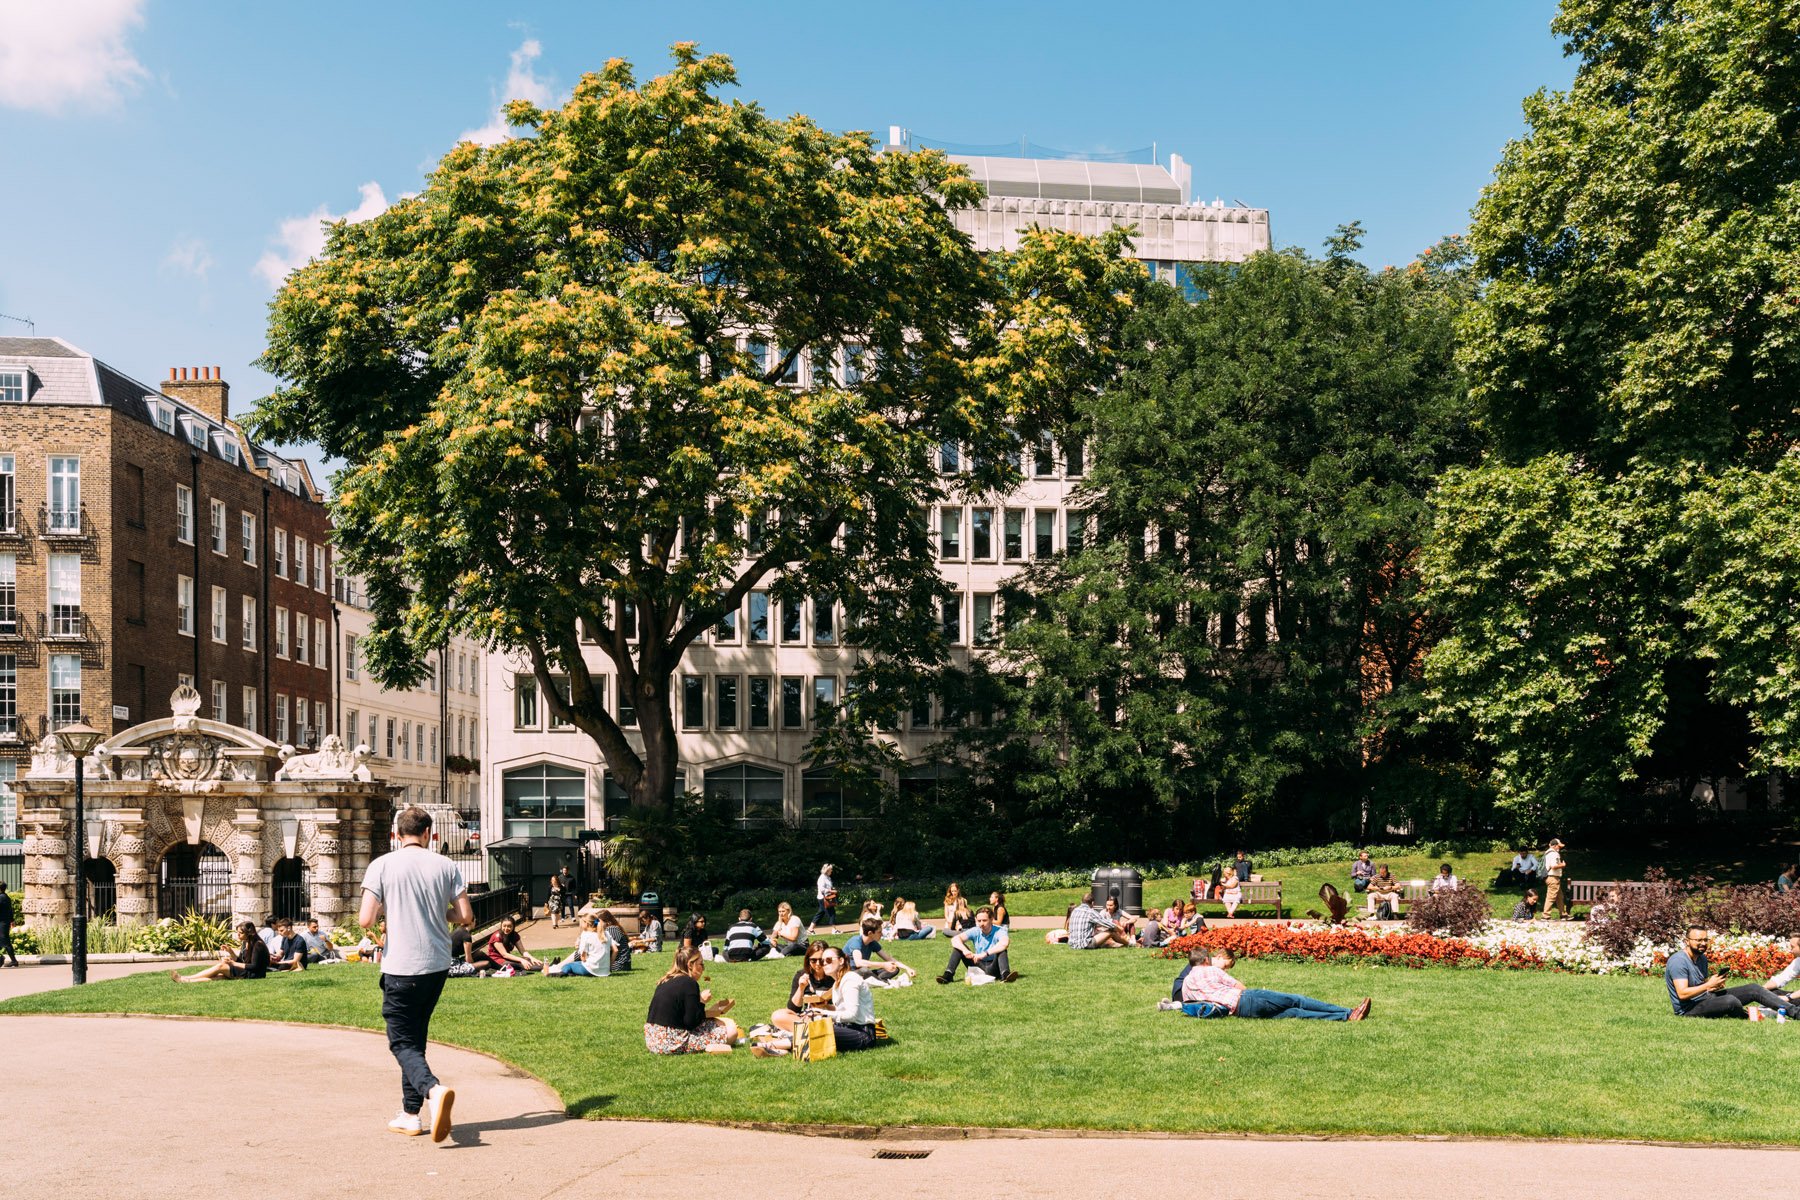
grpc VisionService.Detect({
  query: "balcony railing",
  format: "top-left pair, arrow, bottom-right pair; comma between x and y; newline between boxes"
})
38,609 -> 94,642
37,503 -> 91,540
0,501 -> 24,539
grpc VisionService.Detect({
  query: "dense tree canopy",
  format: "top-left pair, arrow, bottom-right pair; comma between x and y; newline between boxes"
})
1423,0 -> 1800,825
250,45 -> 1138,808
959,233 -> 1477,849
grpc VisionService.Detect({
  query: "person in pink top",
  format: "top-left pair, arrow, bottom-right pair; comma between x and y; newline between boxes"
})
1178,946 -> 1371,1021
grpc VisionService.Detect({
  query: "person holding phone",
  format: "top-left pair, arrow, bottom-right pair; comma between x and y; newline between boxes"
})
1666,927 -> 1795,1018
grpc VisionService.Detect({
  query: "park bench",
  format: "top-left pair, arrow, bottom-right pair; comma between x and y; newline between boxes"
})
1227,880 -> 1283,918
1568,879 -> 1665,905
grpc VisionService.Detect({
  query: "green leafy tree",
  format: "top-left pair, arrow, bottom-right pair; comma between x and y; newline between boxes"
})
250,46 -> 1136,809
1423,0 -> 1800,822
965,233 -> 1475,847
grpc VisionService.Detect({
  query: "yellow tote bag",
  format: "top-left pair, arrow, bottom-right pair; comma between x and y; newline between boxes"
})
793,1015 -> 837,1063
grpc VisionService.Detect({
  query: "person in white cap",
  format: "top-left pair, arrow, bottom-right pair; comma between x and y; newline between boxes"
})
1541,838 -> 1569,919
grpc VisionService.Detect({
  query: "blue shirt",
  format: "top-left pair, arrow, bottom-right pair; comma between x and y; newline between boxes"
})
959,923 -> 1008,958
1665,948 -> 1709,1015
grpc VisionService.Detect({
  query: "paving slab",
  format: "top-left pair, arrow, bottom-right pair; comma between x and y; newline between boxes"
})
2,1013 -> 1794,1200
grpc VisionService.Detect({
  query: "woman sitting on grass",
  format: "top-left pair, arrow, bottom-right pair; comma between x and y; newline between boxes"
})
546,915 -> 609,977
770,901 -> 805,956
680,913 -> 712,958
989,891 -> 1010,928
644,947 -> 739,1055
1161,902 -> 1185,940
172,922 -> 268,983
485,916 -> 545,974
819,946 -> 880,1052
943,883 -> 963,933
772,940 -> 834,1034
597,911 -> 633,972
947,897 -> 975,937
893,901 -> 936,939
629,908 -> 663,954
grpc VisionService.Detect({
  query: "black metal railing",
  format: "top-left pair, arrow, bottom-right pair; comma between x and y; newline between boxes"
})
0,844 -> 21,891
468,885 -> 522,931
37,610 -> 93,642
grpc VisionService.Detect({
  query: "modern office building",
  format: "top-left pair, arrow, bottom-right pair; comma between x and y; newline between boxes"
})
0,338 -> 334,839
477,143 -> 1273,842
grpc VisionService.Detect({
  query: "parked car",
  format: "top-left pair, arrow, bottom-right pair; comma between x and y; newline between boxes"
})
389,804 -> 474,855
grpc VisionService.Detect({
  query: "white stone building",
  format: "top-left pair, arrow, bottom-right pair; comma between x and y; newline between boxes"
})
477,143 -> 1272,841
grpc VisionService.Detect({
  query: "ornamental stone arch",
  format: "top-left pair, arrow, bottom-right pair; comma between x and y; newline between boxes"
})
14,687 -> 393,929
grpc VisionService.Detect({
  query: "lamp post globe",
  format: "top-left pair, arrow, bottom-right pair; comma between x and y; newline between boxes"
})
55,719 -> 103,986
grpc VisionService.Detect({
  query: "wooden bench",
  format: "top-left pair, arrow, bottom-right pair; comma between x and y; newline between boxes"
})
1222,880 -> 1283,918
1364,881 -> 1439,917
1568,879 -> 1665,905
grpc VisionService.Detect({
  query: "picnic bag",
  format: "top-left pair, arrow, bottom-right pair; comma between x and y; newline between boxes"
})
792,1015 -> 837,1063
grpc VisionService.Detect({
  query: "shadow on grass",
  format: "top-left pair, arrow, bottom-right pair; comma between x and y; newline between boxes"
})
566,1094 -> 621,1119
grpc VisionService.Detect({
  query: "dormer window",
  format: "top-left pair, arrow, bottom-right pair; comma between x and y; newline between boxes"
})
211,431 -> 239,465
0,370 -> 24,404
182,418 -> 208,449
147,398 -> 174,433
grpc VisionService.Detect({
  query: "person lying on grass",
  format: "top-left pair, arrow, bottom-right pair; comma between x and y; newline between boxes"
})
844,916 -> 915,982
819,947 -> 880,1051
772,940 -> 835,1034
644,946 -> 739,1054
1665,927 -> 1796,1019
171,922 -> 268,983
1178,946 -> 1371,1021
938,906 -> 1018,984
484,917 -> 544,974
546,915 -> 610,977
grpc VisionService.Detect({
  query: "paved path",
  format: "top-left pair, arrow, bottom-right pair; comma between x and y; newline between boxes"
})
3,1012 -> 1794,1199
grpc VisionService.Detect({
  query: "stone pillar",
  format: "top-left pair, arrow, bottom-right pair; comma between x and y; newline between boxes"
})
231,808 -> 267,927
21,804 -> 71,926
309,820 -> 345,928
113,818 -> 152,926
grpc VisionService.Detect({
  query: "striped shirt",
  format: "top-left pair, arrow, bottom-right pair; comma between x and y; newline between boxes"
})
1180,964 -> 1245,1013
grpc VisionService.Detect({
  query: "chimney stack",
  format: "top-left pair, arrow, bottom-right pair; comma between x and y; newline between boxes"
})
161,365 -> 230,423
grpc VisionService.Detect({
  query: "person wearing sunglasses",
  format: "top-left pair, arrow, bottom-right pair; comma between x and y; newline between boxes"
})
771,940 -> 835,1034
819,947 -> 880,1051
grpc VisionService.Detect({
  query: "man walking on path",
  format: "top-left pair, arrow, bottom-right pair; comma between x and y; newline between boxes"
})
361,805 -> 474,1144
0,888 -> 18,967
1541,838 -> 1569,919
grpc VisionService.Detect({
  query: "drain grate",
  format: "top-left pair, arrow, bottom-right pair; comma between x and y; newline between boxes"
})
874,1149 -> 932,1160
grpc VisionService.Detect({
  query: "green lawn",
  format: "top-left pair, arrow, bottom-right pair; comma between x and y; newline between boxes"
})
5,937 -> 1796,1143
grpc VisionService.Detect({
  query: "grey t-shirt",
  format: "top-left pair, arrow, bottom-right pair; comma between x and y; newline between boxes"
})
361,845 -> 467,976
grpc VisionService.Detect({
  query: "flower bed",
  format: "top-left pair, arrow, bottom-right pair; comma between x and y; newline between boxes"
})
1160,921 -> 1794,978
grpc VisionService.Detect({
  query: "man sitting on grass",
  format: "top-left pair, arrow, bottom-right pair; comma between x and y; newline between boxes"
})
723,909 -> 773,963
269,918 -> 309,972
844,916 -> 915,982
1666,927 -> 1795,1019
1177,946 -> 1370,1021
1067,897 -> 1131,950
938,906 -> 1018,984
300,917 -> 341,964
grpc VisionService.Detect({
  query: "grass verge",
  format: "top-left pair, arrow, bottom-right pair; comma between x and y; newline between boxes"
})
3,937 -> 1795,1144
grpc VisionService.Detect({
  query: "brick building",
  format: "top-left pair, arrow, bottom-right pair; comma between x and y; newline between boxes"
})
0,337 -> 333,835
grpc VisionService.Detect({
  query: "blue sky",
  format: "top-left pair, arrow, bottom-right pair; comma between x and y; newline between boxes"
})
0,1 -> 1574,480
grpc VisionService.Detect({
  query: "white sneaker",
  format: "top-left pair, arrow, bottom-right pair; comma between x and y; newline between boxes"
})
425,1084 -> 455,1144
1157,998 -> 1181,1011
387,1111 -> 423,1136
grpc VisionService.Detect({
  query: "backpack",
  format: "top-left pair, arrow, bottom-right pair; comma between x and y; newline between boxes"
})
1181,1001 -> 1230,1019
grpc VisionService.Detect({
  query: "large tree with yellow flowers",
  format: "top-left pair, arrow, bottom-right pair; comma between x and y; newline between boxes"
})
251,45 -> 1138,810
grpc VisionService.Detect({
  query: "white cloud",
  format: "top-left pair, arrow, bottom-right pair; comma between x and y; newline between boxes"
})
254,182 -> 390,290
459,38 -> 555,146
160,236 -> 214,280
0,0 -> 148,114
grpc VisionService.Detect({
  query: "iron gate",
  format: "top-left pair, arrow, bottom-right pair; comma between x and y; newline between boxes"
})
158,842 -> 231,920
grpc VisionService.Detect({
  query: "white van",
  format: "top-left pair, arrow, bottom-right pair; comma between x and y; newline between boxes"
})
389,804 -> 474,855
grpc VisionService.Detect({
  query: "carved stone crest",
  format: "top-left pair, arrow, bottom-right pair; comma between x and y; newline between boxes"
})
146,732 -> 229,788
276,734 -> 372,782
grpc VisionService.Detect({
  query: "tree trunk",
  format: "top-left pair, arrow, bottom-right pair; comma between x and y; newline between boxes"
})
628,678 -> 683,811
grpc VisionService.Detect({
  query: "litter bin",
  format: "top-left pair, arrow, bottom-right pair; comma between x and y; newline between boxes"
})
1089,866 -> 1144,915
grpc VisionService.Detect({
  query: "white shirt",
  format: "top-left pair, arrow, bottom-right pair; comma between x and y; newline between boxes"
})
361,844 -> 468,975
816,873 -> 834,901
575,930 -> 609,974
772,914 -> 803,945
1512,854 -> 1539,873
1543,849 -> 1564,876
1430,874 -> 1459,891
830,969 -> 876,1025
1768,956 -> 1800,991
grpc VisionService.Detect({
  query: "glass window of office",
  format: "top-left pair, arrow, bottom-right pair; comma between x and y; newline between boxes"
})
1033,430 -> 1056,477
1065,509 -> 1086,553
1064,435 -> 1085,477
780,676 -> 804,728
803,764 -> 879,823
703,763 -> 783,823
714,603 -> 738,643
503,763 -> 585,839
812,596 -> 835,646
514,675 -> 539,728
941,592 -> 961,645
715,675 -> 739,729
938,507 -> 961,559
939,442 -> 960,473
779,597 -> 804,644
970,508 -> 993,559
973,593 -> 997,646
748,592 -> 770,644
1034,509 -> 1056,558
1003,509 -> 1024,559
812,676 -> 837,722
682,675 -> 705,728
747,675 -> 772,729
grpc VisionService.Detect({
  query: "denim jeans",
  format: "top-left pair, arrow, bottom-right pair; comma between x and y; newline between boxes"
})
1234,988 -> 1351,1020
380,970 -> 448,1113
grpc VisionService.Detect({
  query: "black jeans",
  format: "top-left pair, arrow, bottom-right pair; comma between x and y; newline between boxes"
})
0,922 -> 17,964
380,970 -> 448,1114
833,1021 -> 877,1052
1684,984 -> 1794,1019
943,946 -> 1010,981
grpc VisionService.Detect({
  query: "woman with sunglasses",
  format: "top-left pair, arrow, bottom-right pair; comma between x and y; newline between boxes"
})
819,946 -> 879,1052
771,939 -> 834,1034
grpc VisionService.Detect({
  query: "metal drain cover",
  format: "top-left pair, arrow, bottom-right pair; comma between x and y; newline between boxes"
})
874,1149 -> 932,1160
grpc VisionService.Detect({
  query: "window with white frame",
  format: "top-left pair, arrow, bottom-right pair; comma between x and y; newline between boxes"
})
315,702 -> 327,744
241,594 -> 256,651
212,681 -> 228,722
274,607 -> 289,657
0,455 -> 14,532
242,686 -> 258,733
49,654 -> 81,727
241,512 -> 257,564
430,725 -> 438,764
209,499 -> 226,554
293,537 -> 308,587
178,575 -> 195,636
294,615 -> 308,664
0,553 -> 14,635
211,586 -> 227,642
314,619 -> 327,668
274,694 -> 289,744
346,708 -> 360,747
47,552 -> 80,636
47,457 -> 80,532
345,634 -> 358,680
0,369 -> 24,404
273,528 -> 287,577
514,675 -> 538,728
313,545 -> 326,593
400,719 -> 411,761
176,484 -> 194,544
0,653 -> 16,739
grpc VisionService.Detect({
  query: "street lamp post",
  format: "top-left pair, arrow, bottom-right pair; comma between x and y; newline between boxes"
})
56,719 -> 103,987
